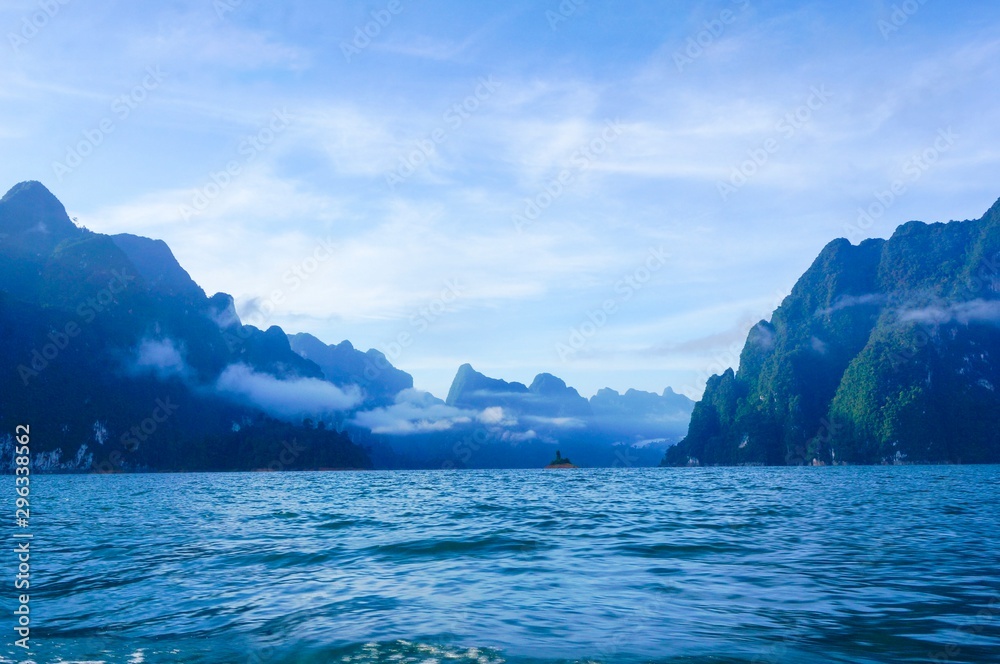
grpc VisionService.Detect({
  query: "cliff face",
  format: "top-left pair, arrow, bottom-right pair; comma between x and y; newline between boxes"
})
665,199 -> 1000,466
0,181 -> 373,472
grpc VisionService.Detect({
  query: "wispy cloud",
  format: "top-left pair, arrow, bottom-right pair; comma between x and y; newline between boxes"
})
215,363 -> 363,418
900,299 -> 1000,326
350,388 -> 472,434
127,337 -> 190,380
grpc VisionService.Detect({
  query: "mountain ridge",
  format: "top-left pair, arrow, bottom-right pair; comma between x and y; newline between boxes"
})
665,198 -> 1000,466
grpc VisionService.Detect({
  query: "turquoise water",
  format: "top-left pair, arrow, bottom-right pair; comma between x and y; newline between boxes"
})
3,466 -> 1000,663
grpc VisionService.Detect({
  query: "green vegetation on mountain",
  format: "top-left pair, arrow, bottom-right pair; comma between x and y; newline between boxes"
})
665,199 -> 1000,466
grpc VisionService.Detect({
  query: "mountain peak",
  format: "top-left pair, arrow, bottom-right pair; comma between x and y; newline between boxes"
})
0,180 -> 80,241
983,196 -> 1000,225
529,372 -> 569,395
2,180 -> 58,204
446,364 -> 485,405
446,363 -> 531,406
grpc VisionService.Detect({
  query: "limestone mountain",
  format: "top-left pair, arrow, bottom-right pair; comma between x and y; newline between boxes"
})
665,198 -> 1000,466
0,181 -> 372,472
440,363 -> 692,464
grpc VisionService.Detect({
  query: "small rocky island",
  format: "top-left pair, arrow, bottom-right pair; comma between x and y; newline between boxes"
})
545,450 -> 578,469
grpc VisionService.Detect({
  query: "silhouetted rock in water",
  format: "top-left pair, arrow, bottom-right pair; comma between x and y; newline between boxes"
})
545,449 -> 577,469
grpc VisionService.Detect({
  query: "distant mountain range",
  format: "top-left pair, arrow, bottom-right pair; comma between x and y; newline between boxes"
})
665,197 -> 1000,466
0,181 -> 692,471
446,362 -> 693,442
400,362 -> 695,468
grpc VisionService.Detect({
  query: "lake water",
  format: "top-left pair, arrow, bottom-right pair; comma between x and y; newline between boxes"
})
3,466 -> 1000,663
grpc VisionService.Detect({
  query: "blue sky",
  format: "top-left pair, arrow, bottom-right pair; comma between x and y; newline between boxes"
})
2,0 -> 999,399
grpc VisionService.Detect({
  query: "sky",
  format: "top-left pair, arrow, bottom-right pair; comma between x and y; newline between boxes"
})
2,0 -> 999,400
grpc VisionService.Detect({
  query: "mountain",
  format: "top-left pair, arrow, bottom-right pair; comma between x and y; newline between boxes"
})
446,363 -> 592,416
110,233 -> 205,300
445,364 -> 693,435
420,363 -> 692,468
0,182 -> 373,472
289,332 -> 413,407
446,362 -> 531,407
528,373 -> 592,417
665,199 -> 1000,466
590,387 -> 694,440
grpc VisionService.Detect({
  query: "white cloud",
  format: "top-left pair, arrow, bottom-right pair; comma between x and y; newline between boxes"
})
350,388 -> 473,435
900,299 -> 1000,326
215,364 -> 362,418
129,338 -> 189,379
815,294 -> 886,317
477,406 -> 517,426
521,415 -> 587,429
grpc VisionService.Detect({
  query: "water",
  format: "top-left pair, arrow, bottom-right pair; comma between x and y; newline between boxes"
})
4,466 -> 1000,663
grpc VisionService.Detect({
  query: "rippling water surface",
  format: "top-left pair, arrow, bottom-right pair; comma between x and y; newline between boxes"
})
4,466 -> 1000,663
